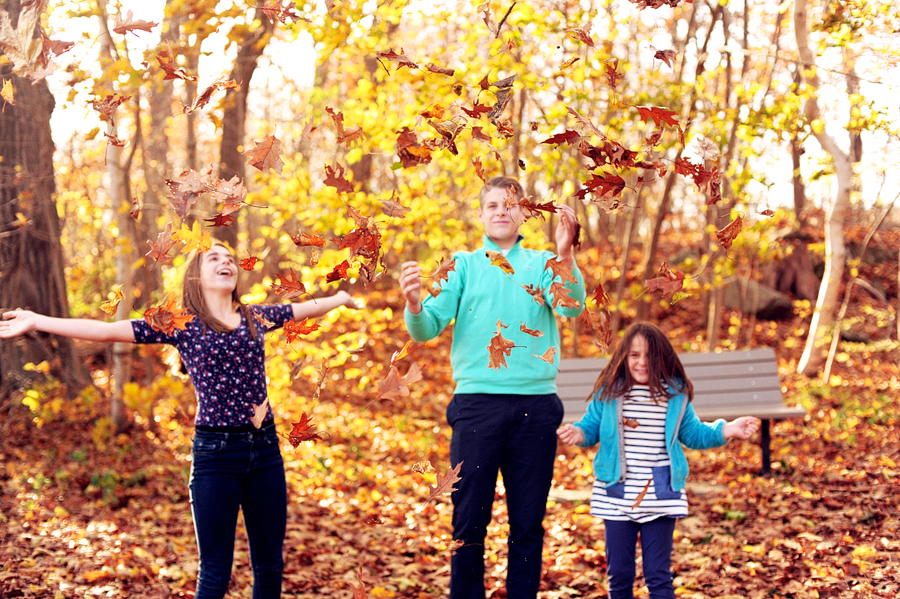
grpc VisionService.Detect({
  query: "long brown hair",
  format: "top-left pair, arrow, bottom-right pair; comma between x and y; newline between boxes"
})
590,322 -> 693,402
182,243 -> 257,337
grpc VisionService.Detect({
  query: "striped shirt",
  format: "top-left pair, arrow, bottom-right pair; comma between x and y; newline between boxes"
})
590,385 -> 689,522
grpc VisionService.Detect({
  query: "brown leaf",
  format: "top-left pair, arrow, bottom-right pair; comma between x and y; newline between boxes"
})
636,105 -> 680,128
350,566 -> 368,599
100,285 -> 125,316
129,197 -> 142,219
487,320 -> 517,370
325,260 -> 351,283
90,94 -> 130,125
165,169 -> 208,220
325,106 -> 365,146
376,48 -> 419,70
605,58 -> 622,89
411,461 -> 435,475
284,412 -> 323,447
423,257 -> 456,298
653,48 -> 678,68
204,213 -> 236,228
145,222 -> 178,265
545,257 -> 577,285
645,262 -> 685,298
532,346 -> 558,364
549,281 -> 581,310
377,363 -> 423,401
542,130 -> 581,146
379,196 -> 410,219
291,232 -> 327,248
424,462 -> 462,505
518,199 -> 558,220
566,22 -> 595,47
390,340 -> 420,366
520,322 -> 543,338
261,0 -> 307,24
472,157 -> 486,182
631,478 -> 652,509
323,162 -> 354,193
183,76 -> 237,114
249,398 -> 269,429
396,127 -> 435,169
272,269 -> 307,301
244,135 -> 284,173
155,46 -> 196,81
624,417 -> 641,429
425,62 -> 455,76
485,250 -> 514,275
591,282 -> 610,307
143,297 -> 194,335
112,10 -> 157,35
715,215 -> 744,250
522,284 -> 548,307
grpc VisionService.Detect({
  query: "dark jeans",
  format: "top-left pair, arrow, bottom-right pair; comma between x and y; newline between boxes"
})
604,517 -> 677,599
447,393 -> 564,599
189,422 -> 287,599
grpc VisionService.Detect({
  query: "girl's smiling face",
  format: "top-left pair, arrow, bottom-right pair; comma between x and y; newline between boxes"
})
199,245 -> 238,293
627,334 -> 650,385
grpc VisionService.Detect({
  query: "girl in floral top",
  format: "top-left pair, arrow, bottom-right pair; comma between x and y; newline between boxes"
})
1,243 -> 360,599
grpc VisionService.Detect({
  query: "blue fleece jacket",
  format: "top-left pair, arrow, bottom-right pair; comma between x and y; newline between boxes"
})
573,387 -> 727,492
404,235 -> 586,395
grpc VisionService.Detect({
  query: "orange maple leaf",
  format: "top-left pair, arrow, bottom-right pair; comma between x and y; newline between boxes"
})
424,462 -> 462,506
240,256 -> 259,271
323,162 -> 354,193
100,285 -> 125,316
715,215 -> 744,250
244,135 -> 284,173
325,260 -> 351,283
284,412 -> 324,447
423,257 -> 456,298
183,76 -> 237,115
283,318 -> 319,344
485,250 -> 514,275
291,232 -> 326,247
377,363 -> 423,401
532,346 -> 558,365
522,284 -> 548,307
487,320 -> 518,370
545,257 -> 577,285
272,269 -> 307,301
519,322 -> 543,338
636,105 -> 680,128
143,298 -> 194,335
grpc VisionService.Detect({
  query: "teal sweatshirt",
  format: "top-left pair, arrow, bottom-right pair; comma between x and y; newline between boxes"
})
404,235 -> 586,395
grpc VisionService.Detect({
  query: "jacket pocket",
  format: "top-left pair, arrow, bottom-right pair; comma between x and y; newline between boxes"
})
651,466 -> 681,500
605,481 -> 626,499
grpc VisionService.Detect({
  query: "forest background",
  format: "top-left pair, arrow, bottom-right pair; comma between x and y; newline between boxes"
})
0,0 -> 899,597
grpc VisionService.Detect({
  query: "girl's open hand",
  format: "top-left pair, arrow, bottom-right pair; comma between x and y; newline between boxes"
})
723,416 -> 760,440
556,423 -> 585,446
335,290 -> 363,310
0,310 -> 37,338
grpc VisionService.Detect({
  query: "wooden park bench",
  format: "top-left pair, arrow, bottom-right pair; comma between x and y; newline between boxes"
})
558,348 -> 805,474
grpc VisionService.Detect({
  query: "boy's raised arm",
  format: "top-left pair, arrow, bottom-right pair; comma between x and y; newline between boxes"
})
0,310 -> 136,343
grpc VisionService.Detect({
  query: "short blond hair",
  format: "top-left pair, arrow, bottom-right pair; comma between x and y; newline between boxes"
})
479,176 -> 524,206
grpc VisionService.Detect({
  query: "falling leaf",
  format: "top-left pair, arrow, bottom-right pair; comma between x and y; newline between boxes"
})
396,127 -> 434,169
165,169 -> 208,220
251,307 -> 276,329
624,417 -> 641,429
518,199 -> 558,220
376,48 -> 419,70
532,346 -> 557,364
129,197 -> 142,219
485,250 -> 514,275
422,257 -> 456,298
605,58 -> 622,89
425,62 -> 454,76
574,171 -> 626,201
244,135 -> 284,173
411,461 -> 435,475
522,284 -> 548,307
184,76 -> 238,114
261,0 -> 307,24
143,297 -> 194,335
424,462 -> 462,505
545,257 -> 577,285
549,281 -> 581,310
171,221 -> 212,254
249,398 -> 269,429
558,56 -> 580,70
323,162 -> 354,193
390,340 -> 420,366
636,105 -> 680,128
520,322 -> 543,338
645,262 -> 685,298
90,94 -> 130,125
100,285 -> 125,315
715,215 -> 744,250
379,196 -> 410,219
566,22 -> 595,47
325,106 -> 365,146
204,213 -> 236,227
579,308 -> 612,353
112,10 -> 158,35
272,269 -> 307,301
760,209 -> 775,217
487,320 -> 517,370
155,46 -> 196,81
284,412 -> 323,446
377,363 -> 423,401
103,132 -> 128,147
472,157 -> 486,182
591,282 -> 610,307
652,47 -> 678,68
460,101 -> 492,118
240,256 -> 259,270
284,318 -> 319,344
291,232 -> 326,247
349,567 -> 368,599
631,478 -> 652,509
145,222 -> 178,265
1,79 -> 13,105
208,175 -> 247,212
325,260 -> 351,283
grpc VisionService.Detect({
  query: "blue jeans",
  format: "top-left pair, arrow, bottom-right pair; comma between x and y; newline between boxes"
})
447,393 -> 564,599
604,517 -> 677,599
189,423 -> 287,599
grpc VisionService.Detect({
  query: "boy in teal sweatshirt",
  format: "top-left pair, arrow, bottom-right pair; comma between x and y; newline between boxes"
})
400,177 -> 586,599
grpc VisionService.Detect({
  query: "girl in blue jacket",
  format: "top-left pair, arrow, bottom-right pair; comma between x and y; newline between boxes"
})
557,322 -> 758,599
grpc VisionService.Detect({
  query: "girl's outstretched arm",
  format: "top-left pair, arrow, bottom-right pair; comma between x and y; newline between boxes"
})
291,290 -> 362,320
556,423 -> 586,446
722,416 -> 760,440
0,310 -> 136,343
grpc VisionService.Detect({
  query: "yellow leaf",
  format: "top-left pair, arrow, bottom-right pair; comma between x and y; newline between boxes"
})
1,79 -> 14,105
100,284 -> 125,315
485,250 -> 514,275
171,221 -> 212,254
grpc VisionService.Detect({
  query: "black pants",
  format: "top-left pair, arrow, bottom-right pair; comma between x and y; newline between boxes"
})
447,393 -> 564,599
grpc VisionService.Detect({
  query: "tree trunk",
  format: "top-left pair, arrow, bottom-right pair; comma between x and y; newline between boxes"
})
0,0 -> 90,399
794,0 -> 854,376
216,12 -> 273,248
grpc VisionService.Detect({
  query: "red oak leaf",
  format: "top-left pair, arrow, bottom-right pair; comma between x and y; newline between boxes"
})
636,105 -> 680,128
143,297 -> 194,335
376,48 -> 419,70
323,162 -> 354,193
325,260 -> 351,283
487,320 -> 517,370
145,222 -> 178,265
284,318 -> 319,344
204,213 -> 236,227
715,215 -> 744,250
284,412 -> 323,447
240,256 -> 258,270
645,262 -> 685,298
272,269 -> 307,300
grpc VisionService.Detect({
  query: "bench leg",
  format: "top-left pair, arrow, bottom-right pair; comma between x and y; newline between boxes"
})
760,419 -> 771,475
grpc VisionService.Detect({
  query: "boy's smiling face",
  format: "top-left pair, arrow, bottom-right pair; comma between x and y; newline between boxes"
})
477,186 -> 525,249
